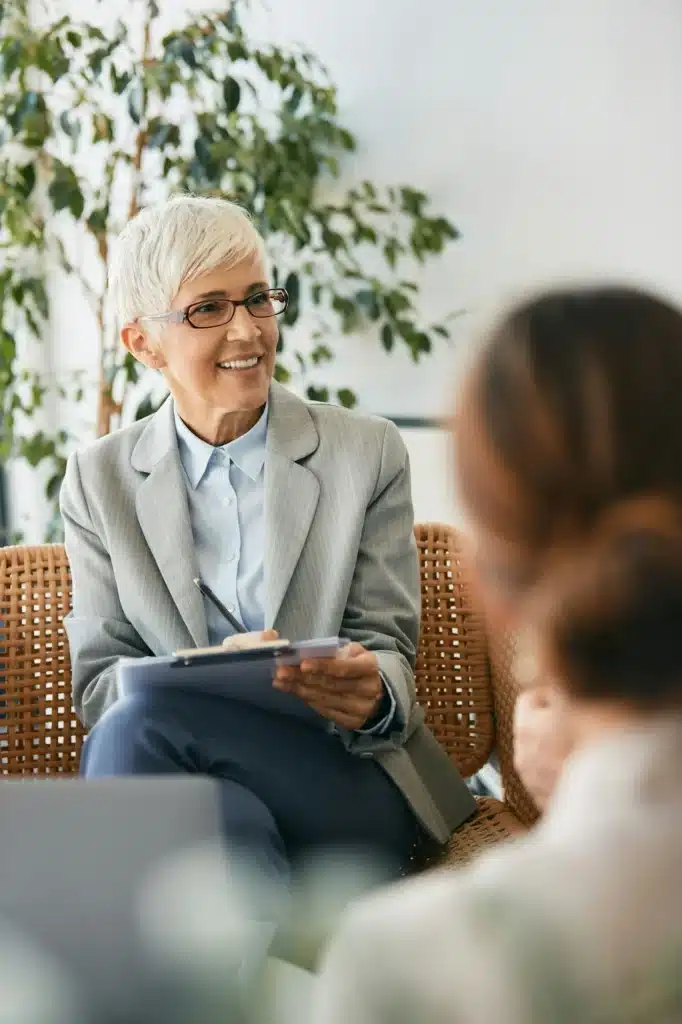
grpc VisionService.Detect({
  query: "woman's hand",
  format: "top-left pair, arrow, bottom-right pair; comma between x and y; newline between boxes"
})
273,643 -> 383,730
513,684 -> 575,811
222,629 -> 279,651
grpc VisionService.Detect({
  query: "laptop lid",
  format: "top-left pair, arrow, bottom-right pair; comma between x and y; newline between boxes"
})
0,777 -> 226,1023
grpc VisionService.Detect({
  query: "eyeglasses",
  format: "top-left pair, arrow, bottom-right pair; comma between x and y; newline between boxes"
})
137,288 -> 289,330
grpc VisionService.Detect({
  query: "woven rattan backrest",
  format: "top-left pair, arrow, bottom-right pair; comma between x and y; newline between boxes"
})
413,522 -> 494,778
0,544 -> 84,775
0,531 -> 497,782
488,631 -> 540,826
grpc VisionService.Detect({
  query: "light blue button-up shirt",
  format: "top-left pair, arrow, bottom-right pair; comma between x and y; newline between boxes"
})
175,407 -> 267,643
174,406 -> 396,735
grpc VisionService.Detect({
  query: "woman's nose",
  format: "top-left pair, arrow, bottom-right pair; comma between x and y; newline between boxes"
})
226,303 -> 260,338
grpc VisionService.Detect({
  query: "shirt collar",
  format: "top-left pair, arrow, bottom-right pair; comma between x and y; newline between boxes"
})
174,404 -> 268,489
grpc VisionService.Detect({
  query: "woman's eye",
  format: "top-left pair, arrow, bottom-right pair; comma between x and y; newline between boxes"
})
195,301 -> 221,315
248,292 -> 269,306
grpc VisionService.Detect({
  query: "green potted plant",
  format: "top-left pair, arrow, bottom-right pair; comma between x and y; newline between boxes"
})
0,0 -> 459,537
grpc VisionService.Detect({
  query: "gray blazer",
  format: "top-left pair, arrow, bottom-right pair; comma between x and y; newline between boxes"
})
60,382 -> 475,842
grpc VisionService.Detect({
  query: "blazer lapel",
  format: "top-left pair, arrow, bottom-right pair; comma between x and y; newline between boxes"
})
132,399 -> 209,648
264,383 -> 321,626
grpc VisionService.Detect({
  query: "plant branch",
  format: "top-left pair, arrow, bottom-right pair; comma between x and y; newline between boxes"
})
127,7 -> 153,221
95,5 -> 154,436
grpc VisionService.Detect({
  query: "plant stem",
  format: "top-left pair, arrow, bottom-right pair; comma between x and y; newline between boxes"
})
94,157 -> 118,437
127,7 -> 152,222
95,2 -> 153,437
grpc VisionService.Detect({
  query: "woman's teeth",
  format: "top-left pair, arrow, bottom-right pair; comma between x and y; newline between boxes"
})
217,357 -> 260,370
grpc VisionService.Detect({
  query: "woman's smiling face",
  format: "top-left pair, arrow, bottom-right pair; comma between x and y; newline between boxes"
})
123,256 -> 281,443
156,257 -> 279,414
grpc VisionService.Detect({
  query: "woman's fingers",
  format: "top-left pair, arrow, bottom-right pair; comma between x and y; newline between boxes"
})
222,629 -> 279,651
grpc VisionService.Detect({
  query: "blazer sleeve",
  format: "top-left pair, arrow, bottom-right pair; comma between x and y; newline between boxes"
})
338,420 -> 420,754
60,452 -> 153,728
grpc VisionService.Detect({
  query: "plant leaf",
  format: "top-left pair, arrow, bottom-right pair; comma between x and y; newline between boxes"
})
127,80 -> 144,124
134,395 -> 157,421
311,344 -> 332,365
59,111 -> 81,144
121,352 -> 140,383
283,271 -> 300,326
355,288 -> 380,320
16,163 -> 36,199
86,208 -> 108,234
306,385 -> 329,403
0,40 -> 23,77
46,472 -> 64,502
224,4 -> 239,31
381,323 -> 394,352
383,238 -> 400,269
180,41 -> 198,68
337,388 -> 356,409
48,163 -> 85,219
223,76 -> 241,113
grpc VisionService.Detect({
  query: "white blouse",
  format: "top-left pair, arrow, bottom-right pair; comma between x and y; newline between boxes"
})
315,714 -> 682,1024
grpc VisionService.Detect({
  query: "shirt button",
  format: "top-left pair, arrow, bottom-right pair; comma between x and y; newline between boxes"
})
224,495 -> 233,506
226,553 -> 236,563
227,604 -> 236,613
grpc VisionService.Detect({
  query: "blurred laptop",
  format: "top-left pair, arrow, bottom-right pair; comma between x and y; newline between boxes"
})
0,777 -> 234,1024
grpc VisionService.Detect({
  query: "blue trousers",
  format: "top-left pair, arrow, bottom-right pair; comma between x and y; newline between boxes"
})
81,687 -> 421,904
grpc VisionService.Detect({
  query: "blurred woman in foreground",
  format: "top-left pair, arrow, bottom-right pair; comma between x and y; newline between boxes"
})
315,285 -> 682,1023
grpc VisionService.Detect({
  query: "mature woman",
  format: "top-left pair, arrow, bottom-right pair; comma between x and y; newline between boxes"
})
316,286 -> 682,1022
61,195 -> 474,901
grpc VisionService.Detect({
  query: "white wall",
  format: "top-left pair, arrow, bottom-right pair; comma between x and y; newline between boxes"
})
259,0 -> 682,413
9,0 -> 682,539
402,428 -> 457,526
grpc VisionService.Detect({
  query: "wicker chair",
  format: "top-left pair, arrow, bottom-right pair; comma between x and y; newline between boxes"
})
0,530 -> 531,861
413,523 -> 527,863
487,630 -> 541,828
0,544 -> 85,776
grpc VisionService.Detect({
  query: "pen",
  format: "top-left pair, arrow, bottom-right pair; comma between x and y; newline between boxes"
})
192,577 -> 247,635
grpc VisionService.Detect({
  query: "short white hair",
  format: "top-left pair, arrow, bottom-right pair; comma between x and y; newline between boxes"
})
108,194 -> 266,326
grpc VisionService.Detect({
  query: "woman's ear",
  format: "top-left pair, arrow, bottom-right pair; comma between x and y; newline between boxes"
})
121,323 -> 167,370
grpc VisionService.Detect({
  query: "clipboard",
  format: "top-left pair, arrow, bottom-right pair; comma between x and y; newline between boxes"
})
116,637 -> 349,727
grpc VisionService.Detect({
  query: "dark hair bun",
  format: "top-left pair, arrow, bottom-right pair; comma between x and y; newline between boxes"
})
533,496 -> 682,707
